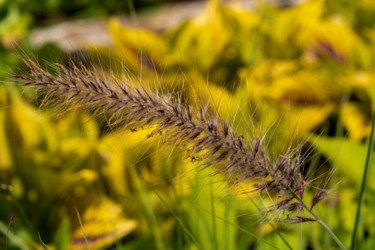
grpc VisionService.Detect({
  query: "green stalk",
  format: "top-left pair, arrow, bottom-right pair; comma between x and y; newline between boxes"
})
0,175 -> 38,241
289,188 -> 346,250
129,164 -> 165,250
209,178 -> 218,250
75,208 -> 91,250
192,204 -> 280,249
350,112 -> 375,250
242,187 -> 293,249
151,187 -> 199,247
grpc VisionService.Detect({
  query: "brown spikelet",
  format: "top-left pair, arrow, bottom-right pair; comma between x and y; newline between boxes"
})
14,59 -> 329,222
311,189 -> 328,210
282,216 -> 316,224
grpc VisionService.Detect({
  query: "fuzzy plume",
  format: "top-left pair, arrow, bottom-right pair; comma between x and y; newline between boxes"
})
14,59 -> 324,222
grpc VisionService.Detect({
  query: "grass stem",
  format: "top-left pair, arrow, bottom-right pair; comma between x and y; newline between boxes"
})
209,178 -> 218,250
244,191 -> 293,250
75,208 -> 91,250
289,188 -> 346,250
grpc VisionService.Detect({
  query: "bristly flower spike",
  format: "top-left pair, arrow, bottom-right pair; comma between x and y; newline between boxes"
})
13,59 -> 321,217
13,59 -> 346,249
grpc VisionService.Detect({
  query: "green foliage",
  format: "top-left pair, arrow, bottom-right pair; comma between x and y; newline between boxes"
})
312,136 -> 375,189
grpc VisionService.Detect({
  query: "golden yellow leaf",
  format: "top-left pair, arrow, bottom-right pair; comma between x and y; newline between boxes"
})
264,71 -> 341,105
167,0 -> 230,71
108,18 -> 168,71
300,18 -> 370,67
341,102 -> 371,141
230,180 -> 258,200
266,0 -> 323,46
281,103 -> 335,134
55,113 -> 99,141
99,128 -> 158,195
71,198 -> 137,250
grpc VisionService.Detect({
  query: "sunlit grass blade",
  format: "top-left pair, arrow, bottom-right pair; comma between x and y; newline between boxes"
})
0,175 -> 38,242
248,197 -> 293,250
209,177 -> 218,250
289,188 -> 346,250
193,204 -> 280,250
128,163 -> 166,250
75,208 -> 91,250
151,186 -> 200,248
38,232 -> 50,249
0,220 -> 28,250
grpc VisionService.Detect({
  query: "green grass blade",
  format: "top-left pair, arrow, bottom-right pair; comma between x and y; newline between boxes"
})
75,208 -> 91,250
0,175 -> 38,241
128,164 -> 165,250
209,178 -> 218,250
242,186 -> 293,250
0,221 -> 29,250
151,186 -> 200,247
193,204 -> 280,250
288,187 -> 346,250
350,112 -> 375,250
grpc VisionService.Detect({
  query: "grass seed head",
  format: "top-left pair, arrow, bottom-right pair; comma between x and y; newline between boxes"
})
14,58 -> 330,222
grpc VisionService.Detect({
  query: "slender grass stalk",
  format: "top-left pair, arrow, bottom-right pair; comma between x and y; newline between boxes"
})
0,221 -> 28,250
242,186 -> 293,250
5,215 -> 13,250
128,163 -> 165,250
75,208 -> 90,250
289,188 -> 346,250
193,204 -> 280,250
209,178 -> 218,250
151,186 -> 200,247
168,159 -> 185,249
0,175 -> 38,241
38,232 -> 50,249
272,223 -> 293,250
350,111 -> 375,250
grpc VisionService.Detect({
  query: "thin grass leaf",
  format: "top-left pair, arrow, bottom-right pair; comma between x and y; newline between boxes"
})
75,208 -> 91,250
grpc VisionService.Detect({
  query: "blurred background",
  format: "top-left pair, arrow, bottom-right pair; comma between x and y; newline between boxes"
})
1,0 -> 375,249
